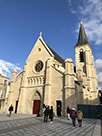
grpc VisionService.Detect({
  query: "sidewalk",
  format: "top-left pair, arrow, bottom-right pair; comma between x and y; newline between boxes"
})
0,113 -> 101,136
0,113 -> 36,122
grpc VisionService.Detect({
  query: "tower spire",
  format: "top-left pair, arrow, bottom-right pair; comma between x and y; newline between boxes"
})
75,21 -> 89,47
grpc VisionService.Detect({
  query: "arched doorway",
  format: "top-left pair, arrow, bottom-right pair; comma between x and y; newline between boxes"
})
32,91 -> 41,114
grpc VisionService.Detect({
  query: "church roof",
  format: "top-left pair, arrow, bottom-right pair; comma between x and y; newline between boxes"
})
75,21 -> 89,47
46,44 -> 65,63
39,35 -> 64,63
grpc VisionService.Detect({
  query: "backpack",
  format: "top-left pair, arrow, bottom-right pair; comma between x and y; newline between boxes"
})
70,110 -> 77,118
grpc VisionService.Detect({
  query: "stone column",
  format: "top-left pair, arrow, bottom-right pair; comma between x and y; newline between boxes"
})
64,58 -> 75,116
44,58 -> 52,106
17,63 -> 27,113
7,69 -> 17,110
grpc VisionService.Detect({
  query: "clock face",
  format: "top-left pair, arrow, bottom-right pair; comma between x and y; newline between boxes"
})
35,61 -> 43,72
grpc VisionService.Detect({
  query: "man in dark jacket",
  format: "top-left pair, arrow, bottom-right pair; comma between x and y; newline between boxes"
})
67,106 -> 70,120
47,105 -> 50,118
44,106 -> 48,123
9,105 -> 13,117
49,106 -> 53,123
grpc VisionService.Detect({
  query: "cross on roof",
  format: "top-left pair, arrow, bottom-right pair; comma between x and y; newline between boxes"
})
40,32 -> 42,36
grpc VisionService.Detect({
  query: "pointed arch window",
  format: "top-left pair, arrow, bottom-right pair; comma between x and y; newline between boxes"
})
79,49 -> 84,62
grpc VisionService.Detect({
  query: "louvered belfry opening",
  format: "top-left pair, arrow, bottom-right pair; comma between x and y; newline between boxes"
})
79,49 -> 84,62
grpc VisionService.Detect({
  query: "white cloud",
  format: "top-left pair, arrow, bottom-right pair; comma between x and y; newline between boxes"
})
0,59 -> 21,78
68,0 -> 102,46
68,0 -> 102,88
95,59 -> 102,89
95,59 -> 102,69
97,72 -> 102,82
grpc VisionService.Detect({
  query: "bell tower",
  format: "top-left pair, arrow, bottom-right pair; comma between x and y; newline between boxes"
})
75,21 -> 98,104
75,21 -> 91,74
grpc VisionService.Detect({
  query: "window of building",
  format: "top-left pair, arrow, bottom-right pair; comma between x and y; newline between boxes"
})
0,89 -> 4,98
4,80 -> 7,86
79,49 -> 84,62
35,60 -> 43,72
28,79 -> 30,85
31,79 -> 33,85
38,48 -> 41,52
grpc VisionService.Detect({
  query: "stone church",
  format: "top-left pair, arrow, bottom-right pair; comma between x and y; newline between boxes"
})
7,22 -> 98,116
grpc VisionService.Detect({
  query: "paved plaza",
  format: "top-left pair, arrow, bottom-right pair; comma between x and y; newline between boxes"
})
0,114 -> 101,136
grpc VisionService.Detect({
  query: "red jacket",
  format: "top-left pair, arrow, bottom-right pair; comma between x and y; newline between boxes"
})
70,109 -> 77,118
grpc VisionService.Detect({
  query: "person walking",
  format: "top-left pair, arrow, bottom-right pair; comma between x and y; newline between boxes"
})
44,106 -> 48,123
67,106 -> 70,120
77,109 -> 83,127
70,108 -> 77,127
47,105 -> 50,120
49,106 -> 53,123
9,104 -> 13,117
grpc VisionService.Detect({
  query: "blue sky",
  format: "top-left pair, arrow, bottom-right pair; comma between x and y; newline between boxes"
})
0,0 -> 102,89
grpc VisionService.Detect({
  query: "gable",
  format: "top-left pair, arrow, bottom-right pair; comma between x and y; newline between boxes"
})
26,36 -> 52,63
26,35 -> 64,64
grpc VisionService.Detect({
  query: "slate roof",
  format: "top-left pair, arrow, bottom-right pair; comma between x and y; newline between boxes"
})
39,38 -> 64,64
75,21 -> 89,47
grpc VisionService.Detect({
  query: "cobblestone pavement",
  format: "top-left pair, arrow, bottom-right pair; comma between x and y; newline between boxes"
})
0,114 -> 101,136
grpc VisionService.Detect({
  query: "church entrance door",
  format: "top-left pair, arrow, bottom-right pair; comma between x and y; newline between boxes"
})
56,100 -> 62,116
33,100 -> 40,114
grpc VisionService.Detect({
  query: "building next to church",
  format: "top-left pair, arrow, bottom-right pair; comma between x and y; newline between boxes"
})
7,22 -> 98,116
0,74 -> 10,113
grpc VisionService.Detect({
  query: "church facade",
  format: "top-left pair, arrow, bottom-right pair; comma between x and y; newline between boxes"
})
7,22 -> 98,116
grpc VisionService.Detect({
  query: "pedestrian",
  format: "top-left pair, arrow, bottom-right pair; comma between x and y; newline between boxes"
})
77,109 -> 83,127
9,104 -> 13,117
70,108 -> 77,127
47,105 -> 50,119
67,106 -> 70,120
44,106 -> 48,123
49,106 -> 53,123
57,105 -> 61,117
